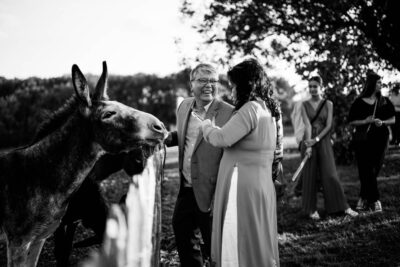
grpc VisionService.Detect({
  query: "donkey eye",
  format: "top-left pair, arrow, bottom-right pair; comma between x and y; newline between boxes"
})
102,111 -> 116,120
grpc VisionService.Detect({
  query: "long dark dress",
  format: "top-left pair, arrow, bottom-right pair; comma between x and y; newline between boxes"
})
348,97 -> 395,202
301,100 -> 348,214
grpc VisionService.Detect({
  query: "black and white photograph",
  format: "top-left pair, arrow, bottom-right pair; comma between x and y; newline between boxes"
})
0,0 -> 399,266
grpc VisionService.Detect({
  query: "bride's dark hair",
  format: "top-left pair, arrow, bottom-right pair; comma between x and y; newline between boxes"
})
227,58 -> 280,119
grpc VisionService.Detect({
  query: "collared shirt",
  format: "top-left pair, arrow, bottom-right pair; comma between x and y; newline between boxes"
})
182,101 -> 213,186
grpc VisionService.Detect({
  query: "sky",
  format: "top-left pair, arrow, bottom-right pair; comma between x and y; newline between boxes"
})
0,0 -> 305,90
0,0 -> 205,78
3,0 -> 395,94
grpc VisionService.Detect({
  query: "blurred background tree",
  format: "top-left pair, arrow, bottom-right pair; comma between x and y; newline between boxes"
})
181,0 -> 400,163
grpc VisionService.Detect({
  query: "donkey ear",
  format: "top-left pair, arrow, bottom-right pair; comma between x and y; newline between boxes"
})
72,64 -> 92,108
93,61 -> 109,101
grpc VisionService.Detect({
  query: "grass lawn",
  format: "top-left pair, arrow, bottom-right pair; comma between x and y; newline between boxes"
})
276,151 -> 400,267
159,150 -> 400,267
0,148 -> 399,266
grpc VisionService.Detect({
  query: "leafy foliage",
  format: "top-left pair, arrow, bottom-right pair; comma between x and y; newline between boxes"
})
181,0 -> 400,163
182,0 -> 399,74
0,78 -> 72,147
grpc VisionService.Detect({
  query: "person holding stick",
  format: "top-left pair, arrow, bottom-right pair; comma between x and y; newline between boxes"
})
348,70 -> 395,212
301,75 -> 358,220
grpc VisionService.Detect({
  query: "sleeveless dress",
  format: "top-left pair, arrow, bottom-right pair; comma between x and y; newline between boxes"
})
202,100 -> 279,267
301,100 -> 348,214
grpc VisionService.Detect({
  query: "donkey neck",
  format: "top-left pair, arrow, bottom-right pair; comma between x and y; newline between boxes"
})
27,111 -> 105,194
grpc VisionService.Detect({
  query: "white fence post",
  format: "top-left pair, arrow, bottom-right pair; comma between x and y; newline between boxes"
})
83,145 -> 164,267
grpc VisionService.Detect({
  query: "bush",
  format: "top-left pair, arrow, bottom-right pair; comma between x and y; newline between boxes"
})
0,86 -> 71,147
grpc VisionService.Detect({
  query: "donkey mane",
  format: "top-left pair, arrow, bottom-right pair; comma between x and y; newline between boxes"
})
31,95 -> 79,144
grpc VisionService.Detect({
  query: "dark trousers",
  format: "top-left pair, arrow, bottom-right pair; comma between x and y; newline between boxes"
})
354,135 -> 388,203
172,187 -> 212,267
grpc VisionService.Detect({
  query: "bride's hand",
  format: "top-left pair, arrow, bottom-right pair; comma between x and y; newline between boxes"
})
201,119 -> 212,129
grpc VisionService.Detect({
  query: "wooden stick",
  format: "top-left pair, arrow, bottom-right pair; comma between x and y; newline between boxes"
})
291,154 -> 310,183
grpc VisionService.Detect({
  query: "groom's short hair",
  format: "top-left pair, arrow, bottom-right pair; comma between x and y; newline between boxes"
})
190,63 -> 217,81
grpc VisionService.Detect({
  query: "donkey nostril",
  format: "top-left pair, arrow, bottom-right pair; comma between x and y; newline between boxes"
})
151,123 -> 164,133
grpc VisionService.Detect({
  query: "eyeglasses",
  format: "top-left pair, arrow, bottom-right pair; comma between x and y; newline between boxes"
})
192,78 -> 219,85
309,85 -> 319,89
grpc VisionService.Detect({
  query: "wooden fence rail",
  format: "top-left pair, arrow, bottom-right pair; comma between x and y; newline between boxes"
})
84,145 -> 165,267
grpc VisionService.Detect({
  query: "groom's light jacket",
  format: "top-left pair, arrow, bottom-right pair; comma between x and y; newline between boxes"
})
168,97 -> 234,212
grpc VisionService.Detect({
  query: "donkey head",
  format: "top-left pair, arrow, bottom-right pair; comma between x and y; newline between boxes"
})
72,61 -> 168,154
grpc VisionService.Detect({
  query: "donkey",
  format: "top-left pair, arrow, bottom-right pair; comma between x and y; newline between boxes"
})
0,61 -> 168,267
53,145 -> 157,267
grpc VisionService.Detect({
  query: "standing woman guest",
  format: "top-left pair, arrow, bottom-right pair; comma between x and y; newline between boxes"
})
301,75 -> 358,220
201,58 -> 280,267
348,71 -> 395,212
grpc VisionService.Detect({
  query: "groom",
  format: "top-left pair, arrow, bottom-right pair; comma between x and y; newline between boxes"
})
166,63 -> 234,267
